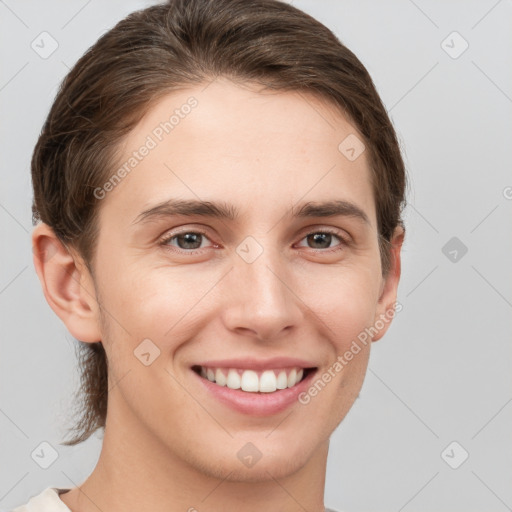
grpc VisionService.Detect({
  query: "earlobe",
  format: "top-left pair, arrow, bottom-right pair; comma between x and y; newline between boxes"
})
32,223 -> 102,343
372,226 -> 405,342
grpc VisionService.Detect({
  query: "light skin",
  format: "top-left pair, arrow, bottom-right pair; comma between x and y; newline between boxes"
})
32,77 -> 404,512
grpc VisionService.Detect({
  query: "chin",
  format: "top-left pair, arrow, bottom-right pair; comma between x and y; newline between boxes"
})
220,454 -> 310,483
200,436 -> 316,483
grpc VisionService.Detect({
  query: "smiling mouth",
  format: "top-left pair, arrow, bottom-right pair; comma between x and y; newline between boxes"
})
191,365 -> 317,393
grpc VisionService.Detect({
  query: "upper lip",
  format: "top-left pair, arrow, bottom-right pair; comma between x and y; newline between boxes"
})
192,357 -> 318,371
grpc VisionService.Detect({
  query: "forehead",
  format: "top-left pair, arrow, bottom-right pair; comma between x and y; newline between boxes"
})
101,77 -> 376,228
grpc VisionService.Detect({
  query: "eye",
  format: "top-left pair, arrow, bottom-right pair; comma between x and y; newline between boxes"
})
296,230 -> 348,252
159,229 -> 215,253
158,227 -> 349,256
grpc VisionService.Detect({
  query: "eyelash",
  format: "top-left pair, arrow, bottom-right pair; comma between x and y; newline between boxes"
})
157,227 -> 349,255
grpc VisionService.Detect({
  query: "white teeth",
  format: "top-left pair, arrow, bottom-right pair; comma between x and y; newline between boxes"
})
241,370 -> 259,392
198,366 -> 307,393
215,368 -> 227,386
259,370 -> 277,392
226,369 -> 241,389
276,370 -> 288,389
287,368 -> 297,388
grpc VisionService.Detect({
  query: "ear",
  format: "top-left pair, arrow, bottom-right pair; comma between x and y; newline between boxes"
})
32,223 -> 102,343
371,225 -> 405,342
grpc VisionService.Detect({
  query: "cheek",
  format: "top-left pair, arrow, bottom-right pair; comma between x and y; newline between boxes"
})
304,266 -> 381,346
97,261 -> 217,352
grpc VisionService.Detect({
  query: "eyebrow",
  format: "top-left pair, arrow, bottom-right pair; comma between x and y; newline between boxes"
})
131,198 -> 370,226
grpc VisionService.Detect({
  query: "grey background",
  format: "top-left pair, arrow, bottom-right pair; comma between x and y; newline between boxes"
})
1,1 -> 511,511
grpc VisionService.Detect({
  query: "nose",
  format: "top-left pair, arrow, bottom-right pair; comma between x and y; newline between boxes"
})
220,243 -> 304,342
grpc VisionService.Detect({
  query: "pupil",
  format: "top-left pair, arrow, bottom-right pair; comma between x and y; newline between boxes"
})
179,233 -> 201,249
309,233 -> 330,249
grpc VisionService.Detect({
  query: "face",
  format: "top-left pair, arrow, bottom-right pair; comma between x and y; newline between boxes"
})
83,78 -> 401,481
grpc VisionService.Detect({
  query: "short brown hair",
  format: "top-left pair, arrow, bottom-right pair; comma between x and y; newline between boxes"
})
31,0 -> 407,446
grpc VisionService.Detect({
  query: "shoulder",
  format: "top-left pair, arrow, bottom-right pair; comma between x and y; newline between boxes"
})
10,487 -> 71,512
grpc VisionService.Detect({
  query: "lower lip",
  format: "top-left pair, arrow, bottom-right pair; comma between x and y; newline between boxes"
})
192,368 -> 317,416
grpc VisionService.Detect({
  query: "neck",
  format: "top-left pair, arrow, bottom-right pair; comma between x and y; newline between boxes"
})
62,400 -> 329,512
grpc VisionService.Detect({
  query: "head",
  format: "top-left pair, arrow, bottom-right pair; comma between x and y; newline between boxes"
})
31,0 -> 407,480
